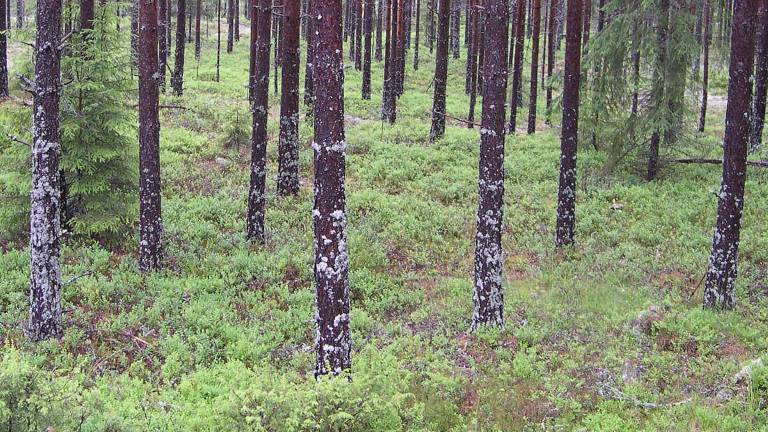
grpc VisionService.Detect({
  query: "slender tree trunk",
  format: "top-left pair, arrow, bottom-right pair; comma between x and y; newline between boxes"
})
227,0 -> 235,52
382,0 -> 396,122
464,0 -> 473,94
80,0 -> 94,30
138,0 -> 163,272
429,0 -> 449,141
630,18 -> 640,116
28,0 -> 63,341
699,0 -> 710,132
703,0 -> 758,310
159,0 -> 168,91
195,0 -> 201,58
277,0 -> 300,195
472,0 -> 508,330
0,0 -> 7,97
355,0 -> 363,68
167,0 -> 173,52
235,0 -> 240,40
526,0 -> 540,134
131,0 -> 138,61
273,4 -> 281,94
507,0 -> 524,132
554,0 -> 581,247
247,0 -> 271,242
304,0 -> 315,108
375,0 -> 383,60
581,0 -> 590,52
427,0 -> 434,53
751,0 -> 768,151
647,0 -> 669,181
15,0 -> 22,28
172,0 -> 187,95
348,0 -> 356,60
450,0 -> 459,58
217,0 -> 221,81
466,0 -> 478,127
313,0 -> 351,377
413,0 -> 420,69
476,1 -> 484,92
396,0 -> 405,95
188,7 -> 193,42
544,0 -> 557,123
362,0 -> 373,97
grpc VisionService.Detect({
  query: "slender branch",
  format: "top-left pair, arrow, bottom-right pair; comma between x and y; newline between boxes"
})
665,158 -> 768,168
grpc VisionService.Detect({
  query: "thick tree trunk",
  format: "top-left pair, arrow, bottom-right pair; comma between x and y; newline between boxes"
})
429,0 -> 449,141
472,0 -> 508,330
0,0 -> 7,97
80,0 -> 94,30
304,0 -> 315,108
312,0 -> 351,377
278,0 -> 300,195
699,0 -> 710,132
375,0 -> 383,60
751,0 -> 768,151
195,0 -> 202,58
28,0 -> 63,341
227,0 -> 235,52
246,0 -> 271,242
159,0 -> 169,91
362,0 -> 373,97
172,0 -> 186,95
507,0 -> 524,133
138,0 -> 163,272
554,0 -> 581,247
703,0 -> 758,310
526,0 -> 540,134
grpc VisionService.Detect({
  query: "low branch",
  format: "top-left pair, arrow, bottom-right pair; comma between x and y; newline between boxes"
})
63,271 -> 93,286
5,134 -> 30,147
665,158 -> 768,168
600,383 -> 692,410
432,109 -> 474,126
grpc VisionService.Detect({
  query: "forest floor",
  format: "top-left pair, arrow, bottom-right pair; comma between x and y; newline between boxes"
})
2,24 -> 768,431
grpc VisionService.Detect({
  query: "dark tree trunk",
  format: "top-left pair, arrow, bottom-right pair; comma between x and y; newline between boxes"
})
355,0 -> 363,68
544,0 -> 558,123
188,7 -> 193,42
554,0 -> 581,247
630,17 -> 640,116
382,0 -> 396,122
429,0 -> 449,141
235,0 -> 240,40
15,0 -> 22,28
0,0 -> 7,97
464,0 -> 473,93
476,2 -> 484,92
80,0 -> 94,30
375,0 -> 382,60
167,0 -> 173,56
195,0 -> 202,58
304,0 -> 315,108
159,0 -> 169,91
466,0 -> 478,127
362,0 -> 373,97
751,0 -> 768,151
138,0 -> 163,272
427,0 -> 433,52
472,0 -> 508,330
699,0 -> 710,132
348,0 -> 356,60
131,0 -> 138,61
28,0 -> 63,341
249,0 -> 257,100
413,0 -> 420,69
507,0 -> 524,133
647,0 -> 669,181
227,0 -> 235,52
450,0 -> 459,58
278,0 -> 300,195
273,3 -> 281,94
312,0 -> 351,377
581,0 -> 590,52
396,0 -> 405,95
526,0 -> 540,134
703,0 -> 758,310
172,0 -> 186,95
246,0 -> 271,242
217,0 -> 221,81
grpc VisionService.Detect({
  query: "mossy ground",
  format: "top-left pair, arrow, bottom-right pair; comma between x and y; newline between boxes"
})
1,20 -> 768,431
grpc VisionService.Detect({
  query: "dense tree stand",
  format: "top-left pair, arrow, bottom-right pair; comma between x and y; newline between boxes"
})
28,0 -> 63,341
277,0 -> 300,195
554,0 -> 582,247
312,0 -> 351,377
428,0 -> 449,142
703,0 -> 757,310
246,0 -> 272,242
471,0 -> 508,331
138,0 -> 163,271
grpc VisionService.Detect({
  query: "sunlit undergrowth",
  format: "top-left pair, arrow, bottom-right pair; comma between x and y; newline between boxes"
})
1,22 -> 768,431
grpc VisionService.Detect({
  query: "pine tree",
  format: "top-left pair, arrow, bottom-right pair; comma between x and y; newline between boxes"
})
703,0 -> 758,310
375,0 -> 382,60
554,0 -> 582,247
412,0 -> 419,69
472,0 -> 508,330
195,0 -> 202,58
362,0 -> 373,98
429,0 -> 449,141
699,0 -> 710,132
172,0 -> 187,95
526,0 -> 540,134
28,0 -> 63,341
159,0 -> 169,91
312,0 -> 351,377
507,0 -> 524,133
227,0 -> 235,52
0,0 -> 7,97
246,0 -> 271,242
278,0 -> 300,195
466,0 -> 478,127
304,0 -> 315,108
15,0 -> 22,28
751,0 -> 768,151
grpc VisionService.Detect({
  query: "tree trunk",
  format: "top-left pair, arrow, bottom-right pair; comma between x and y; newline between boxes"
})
15,0 -> 22,28
450,0 -> 459,58
466,0 -> 478,127
28,0 -> 63,341
544,0 -> 558,123
427,0 -> 433,52
131,0 -> 138,62
751,0 -> 768,151
0,0 -> 7,97
172,0 -> 186,95
235,0 -> 240,40
167,0 -> 173,55
278,0 -> 300,195
188,7 -> 193,42
647,0 -> 669,181
159,0 -> 168,91
375,0 -> 383,61
227,0 -> 235,52
699,0 -> 710,132
355,0 -> 363,68
80,0 -> 94,30
507,0 -> 524,133
472,0 -> 508,330
382,0 -> 396,122
413,0 -> 420,69
554,0 -> 581,247
195,0 -> 202,58
526,0 -> 540,134
630,17 -> 640,116
217,0 -> 221,81
703,0 -> 758,310
138,0 -> 163,272
246,0 -> 271,242
581,0 -> 590,52
464,0 -> 473,94
429,0 -> 449,141
304,0 -> 315,108
312,0 -> 351,377
362,0 -> 373,97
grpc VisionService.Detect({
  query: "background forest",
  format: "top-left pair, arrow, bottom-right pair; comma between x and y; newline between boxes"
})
0,0 -> 768,430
